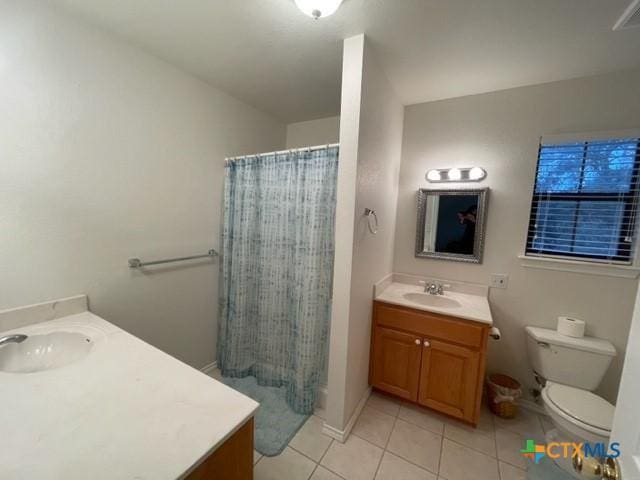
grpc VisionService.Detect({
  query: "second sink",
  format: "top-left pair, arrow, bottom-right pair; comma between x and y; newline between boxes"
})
0,332 -> 93,374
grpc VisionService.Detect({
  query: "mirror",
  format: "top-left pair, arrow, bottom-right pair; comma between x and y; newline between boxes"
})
415,188 -> 489,263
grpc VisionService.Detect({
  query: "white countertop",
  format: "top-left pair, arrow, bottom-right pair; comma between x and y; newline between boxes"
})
374,274 -> 493,325
0,297 -> 258,480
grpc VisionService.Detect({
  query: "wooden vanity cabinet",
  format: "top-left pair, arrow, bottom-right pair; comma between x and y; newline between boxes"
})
186,417 -> 254,480
369,301 -> 490,426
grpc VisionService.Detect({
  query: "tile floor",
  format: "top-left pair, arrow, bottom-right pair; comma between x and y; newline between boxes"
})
250,390 -> 552,480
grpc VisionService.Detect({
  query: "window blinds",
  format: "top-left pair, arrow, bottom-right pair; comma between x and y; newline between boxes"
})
526,137 -> 640,264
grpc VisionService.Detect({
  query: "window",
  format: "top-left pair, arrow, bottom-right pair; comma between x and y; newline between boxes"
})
526,136 -> 640,264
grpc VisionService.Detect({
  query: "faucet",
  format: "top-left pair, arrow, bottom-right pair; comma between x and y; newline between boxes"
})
419,281 -> 445,295
0,334 -> 27,347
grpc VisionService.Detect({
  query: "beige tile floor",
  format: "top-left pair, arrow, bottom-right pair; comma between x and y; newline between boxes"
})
250,390 -> 551,480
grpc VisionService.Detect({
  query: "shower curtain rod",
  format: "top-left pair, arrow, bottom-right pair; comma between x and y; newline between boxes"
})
225,143 -> 339,162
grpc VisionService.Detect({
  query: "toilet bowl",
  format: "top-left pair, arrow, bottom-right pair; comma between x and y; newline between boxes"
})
540,382 -> 614,478
542,381 -> 614,444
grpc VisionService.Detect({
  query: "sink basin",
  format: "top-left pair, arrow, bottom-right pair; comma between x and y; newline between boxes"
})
402,293 -> 461,309
0,332 -> 93,373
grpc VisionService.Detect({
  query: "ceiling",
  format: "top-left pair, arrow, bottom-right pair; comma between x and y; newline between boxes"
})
47,0 -> 640,123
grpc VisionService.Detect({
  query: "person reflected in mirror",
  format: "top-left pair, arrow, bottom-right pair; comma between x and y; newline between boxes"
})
446,204 -> 477,254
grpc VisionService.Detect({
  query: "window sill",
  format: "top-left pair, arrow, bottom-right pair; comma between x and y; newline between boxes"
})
518,254 -> 640,279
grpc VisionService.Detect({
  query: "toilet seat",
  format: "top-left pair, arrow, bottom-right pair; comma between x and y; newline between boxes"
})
542,382 -> 614,437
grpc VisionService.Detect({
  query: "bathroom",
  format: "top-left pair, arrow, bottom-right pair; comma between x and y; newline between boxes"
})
1,0 -> 640,479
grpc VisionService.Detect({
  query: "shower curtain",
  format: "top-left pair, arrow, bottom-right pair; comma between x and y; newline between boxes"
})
217,146 -> 338,414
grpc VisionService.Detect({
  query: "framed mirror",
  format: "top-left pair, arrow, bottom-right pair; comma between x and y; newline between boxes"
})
415,188 -> 489,263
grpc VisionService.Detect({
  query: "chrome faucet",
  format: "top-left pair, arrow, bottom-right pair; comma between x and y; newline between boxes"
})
419,281 -> 445,295
0,334 -> 27,347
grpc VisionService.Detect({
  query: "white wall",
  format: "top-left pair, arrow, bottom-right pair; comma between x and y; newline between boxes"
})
343,39 -> 404,425
326,35 -> 404,432
394,69 -> 640,403
286,116 -> 340,149
0,1 -> 285,369
326,35 -> 364,432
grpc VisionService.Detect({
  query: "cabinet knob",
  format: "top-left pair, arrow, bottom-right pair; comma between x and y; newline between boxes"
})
424,340 -> 431,348
414,339 -> 421,345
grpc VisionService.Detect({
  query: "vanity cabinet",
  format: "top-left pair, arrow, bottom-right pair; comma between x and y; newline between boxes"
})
186,417 -> 254,480
369,301 -> 490,425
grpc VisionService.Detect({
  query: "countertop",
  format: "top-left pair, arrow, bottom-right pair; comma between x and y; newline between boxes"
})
374,274 -> 493,325
0,296 -> 258,480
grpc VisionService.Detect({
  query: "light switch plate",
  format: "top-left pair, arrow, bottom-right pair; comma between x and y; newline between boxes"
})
490,274 -> 509,289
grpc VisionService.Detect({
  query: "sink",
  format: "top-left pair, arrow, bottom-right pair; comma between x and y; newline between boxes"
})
0,332 -> 93,373
402,292 -> 461,309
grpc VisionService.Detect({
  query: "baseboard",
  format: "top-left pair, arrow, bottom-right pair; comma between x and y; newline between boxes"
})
519,398 -> 548,416
322,387 -> 371,443
200,361 -> 218,375
322,422 -> 346,442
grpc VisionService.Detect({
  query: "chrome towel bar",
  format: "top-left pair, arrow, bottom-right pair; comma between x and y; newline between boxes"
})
128,249 -> 218,269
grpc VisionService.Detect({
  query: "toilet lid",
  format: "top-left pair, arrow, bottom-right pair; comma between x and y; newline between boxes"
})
546,383 -> 615,432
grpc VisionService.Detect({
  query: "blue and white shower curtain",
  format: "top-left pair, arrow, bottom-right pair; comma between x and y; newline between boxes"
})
217,146 -> 338,414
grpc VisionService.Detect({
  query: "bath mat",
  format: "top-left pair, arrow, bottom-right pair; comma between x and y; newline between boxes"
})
527,456 -> 576,480
221,376 -> 309,457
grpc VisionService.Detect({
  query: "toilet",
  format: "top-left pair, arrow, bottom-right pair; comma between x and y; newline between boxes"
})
525,326 -> 617,478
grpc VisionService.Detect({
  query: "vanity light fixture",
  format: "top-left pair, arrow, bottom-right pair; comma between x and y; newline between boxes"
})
426,167 -> 487,183
294,0 -> 344,19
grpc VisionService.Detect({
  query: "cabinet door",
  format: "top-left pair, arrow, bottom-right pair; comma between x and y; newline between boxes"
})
371,327 -> 422,401
418,339 -> 480,422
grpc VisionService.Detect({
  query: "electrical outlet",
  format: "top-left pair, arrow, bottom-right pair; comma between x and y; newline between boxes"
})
490,274 -> 509,289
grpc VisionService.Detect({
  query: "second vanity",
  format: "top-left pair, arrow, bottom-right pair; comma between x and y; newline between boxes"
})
369,274 -> 493,426
0,296 -> 257,480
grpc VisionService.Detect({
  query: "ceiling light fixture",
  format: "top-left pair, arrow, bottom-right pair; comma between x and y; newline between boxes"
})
294,0 -> 344,19
426,167 -> 487,183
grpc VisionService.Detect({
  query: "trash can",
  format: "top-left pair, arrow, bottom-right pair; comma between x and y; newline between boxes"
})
487,374 -> 522,419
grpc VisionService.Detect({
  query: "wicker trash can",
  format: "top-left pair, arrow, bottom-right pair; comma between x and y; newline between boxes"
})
487,374 -> 522,419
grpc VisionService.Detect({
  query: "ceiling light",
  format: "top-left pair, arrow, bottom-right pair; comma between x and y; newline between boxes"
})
294,0 -> 344,19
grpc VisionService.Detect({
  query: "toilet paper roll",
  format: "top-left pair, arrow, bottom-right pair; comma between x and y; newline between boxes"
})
489,327 -> 501,340
557,316 -> 586,338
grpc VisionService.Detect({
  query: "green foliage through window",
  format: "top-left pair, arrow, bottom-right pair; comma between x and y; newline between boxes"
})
527,138 -> 640,263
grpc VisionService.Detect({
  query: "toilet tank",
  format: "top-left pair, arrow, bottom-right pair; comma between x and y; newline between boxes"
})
525,326 -> 616,391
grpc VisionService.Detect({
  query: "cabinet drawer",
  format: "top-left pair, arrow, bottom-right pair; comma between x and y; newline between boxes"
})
374,301 -> 485,349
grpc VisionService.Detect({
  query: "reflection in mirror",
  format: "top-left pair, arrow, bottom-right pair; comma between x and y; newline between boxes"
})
416,189 -> 489,263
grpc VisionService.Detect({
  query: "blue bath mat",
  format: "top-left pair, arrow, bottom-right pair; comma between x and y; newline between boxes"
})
528,456 -> 575,479
221,376 -> 309,457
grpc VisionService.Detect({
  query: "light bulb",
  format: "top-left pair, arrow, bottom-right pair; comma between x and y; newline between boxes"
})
426,170 -> 442,182
469,167 -> 486,181
448,168 -> 462,181
294,0 -> 344,19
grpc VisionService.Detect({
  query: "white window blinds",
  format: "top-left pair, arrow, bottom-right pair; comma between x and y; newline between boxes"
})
526,135 -> 640,264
